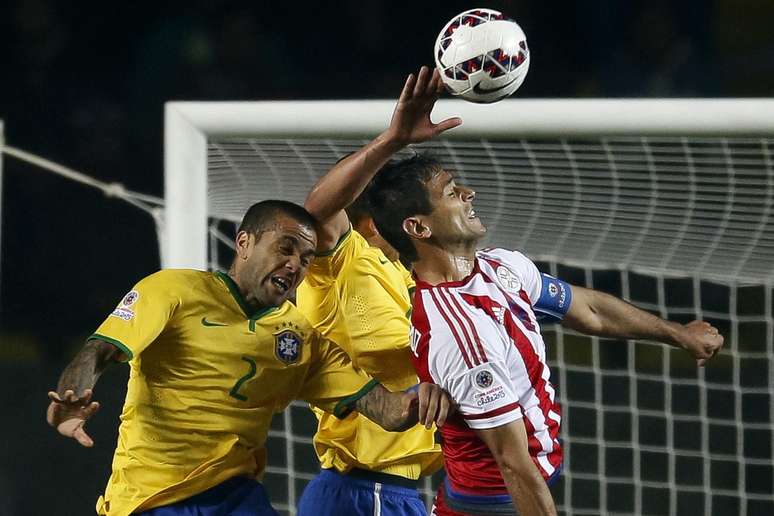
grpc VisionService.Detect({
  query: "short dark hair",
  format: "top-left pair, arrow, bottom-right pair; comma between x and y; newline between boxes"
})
345,187 -> 373,227
238,200 -> 316,237
368,154 -> 442,263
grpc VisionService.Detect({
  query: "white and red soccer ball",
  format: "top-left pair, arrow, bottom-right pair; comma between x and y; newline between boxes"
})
434,8 -> 530,104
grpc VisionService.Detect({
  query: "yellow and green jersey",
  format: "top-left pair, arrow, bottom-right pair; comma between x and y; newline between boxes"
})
297,229 -> 442,480
90,269 -> 375,516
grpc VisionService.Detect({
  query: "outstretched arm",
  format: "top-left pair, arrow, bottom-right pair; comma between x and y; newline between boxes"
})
563,286 -> 724,365
304,66 -> 462,250
476,420 -> 557,516
354,382 -> 452,432
46,338 -> 125,447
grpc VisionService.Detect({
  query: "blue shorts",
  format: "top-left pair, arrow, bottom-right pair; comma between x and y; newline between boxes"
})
297,469 -> 427,516
136,476 -> 278,516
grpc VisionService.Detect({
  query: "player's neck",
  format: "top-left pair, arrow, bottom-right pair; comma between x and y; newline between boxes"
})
413,244 -> 477,284
227,267 -> 267,312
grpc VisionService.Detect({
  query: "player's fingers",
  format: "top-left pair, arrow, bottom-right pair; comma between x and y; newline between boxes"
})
48,391 -> 62,402
73,424 -> 94,448
433,117 -> 463,135
417,385 -> 429,426
399,73 -> 416,103
82,401 -> 100,420
413,66 -> 431,98
435,392 -> 451,428
426,68 -> 442,97
424,388 -> 440,429
46,401 -> 59,426
64,390 -> 78,403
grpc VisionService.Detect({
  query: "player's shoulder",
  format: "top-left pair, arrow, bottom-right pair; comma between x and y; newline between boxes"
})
136,269 -> 212,290
477,247 -> 535,271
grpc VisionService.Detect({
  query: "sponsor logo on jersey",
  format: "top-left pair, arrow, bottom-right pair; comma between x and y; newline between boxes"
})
275,330 -> 302,364
110,307 -> 135,321
201,317 -> 227,327
121,290 -> 139,307
548,283 -> 558,297
496,266 -> 521,293
475,369 -> 494,389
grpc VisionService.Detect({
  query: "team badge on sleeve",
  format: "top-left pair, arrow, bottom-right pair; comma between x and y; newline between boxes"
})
275,330 -> 302,364
121,290 -> 140,307
475,369 -> 494,389
496,266 -> 521,293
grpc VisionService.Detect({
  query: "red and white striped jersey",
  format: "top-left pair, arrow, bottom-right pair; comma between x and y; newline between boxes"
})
410,247 -> 565,496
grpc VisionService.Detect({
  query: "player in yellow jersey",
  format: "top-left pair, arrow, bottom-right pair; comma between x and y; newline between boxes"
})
46,200 -> 451,516
295,67 -> 462,516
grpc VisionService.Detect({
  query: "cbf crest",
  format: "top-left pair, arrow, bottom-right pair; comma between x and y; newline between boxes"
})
274,322 -> 303,365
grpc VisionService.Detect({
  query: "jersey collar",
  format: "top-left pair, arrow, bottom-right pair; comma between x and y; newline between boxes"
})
215,271 -> 278,320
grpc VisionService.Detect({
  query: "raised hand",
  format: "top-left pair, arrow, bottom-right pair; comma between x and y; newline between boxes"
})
47,388 -> 100,447
385,66 -> 463,146
678,320 -> 725,366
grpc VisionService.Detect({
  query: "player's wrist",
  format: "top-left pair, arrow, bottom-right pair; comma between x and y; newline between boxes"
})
378,128 -> 411,151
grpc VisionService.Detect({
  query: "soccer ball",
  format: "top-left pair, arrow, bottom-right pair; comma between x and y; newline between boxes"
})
434,9 -> 530,104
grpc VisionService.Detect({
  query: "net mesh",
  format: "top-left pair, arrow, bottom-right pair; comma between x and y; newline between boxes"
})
207,136 -> 774,516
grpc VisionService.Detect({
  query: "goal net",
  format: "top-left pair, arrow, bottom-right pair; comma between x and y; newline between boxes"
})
165,99 -> 774,516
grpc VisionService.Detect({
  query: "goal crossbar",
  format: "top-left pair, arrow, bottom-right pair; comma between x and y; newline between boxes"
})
165,98 -> 774,280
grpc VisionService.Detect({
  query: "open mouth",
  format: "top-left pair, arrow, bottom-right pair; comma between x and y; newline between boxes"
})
468,208 -> 478,219
270,275 -> 291,293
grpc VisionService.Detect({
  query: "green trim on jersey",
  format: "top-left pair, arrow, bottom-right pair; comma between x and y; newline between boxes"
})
88,333 -> 133,362
215,271 -> 278,321
315,226 -> 353,257
333,378 -> 380,419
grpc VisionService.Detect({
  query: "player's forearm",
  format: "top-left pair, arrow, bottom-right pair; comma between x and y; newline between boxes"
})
304,131 -> 405,222
564,287 -> 682,345
354,384 -> 418,432
500,462 -> 557,516
56,339 -> 122,396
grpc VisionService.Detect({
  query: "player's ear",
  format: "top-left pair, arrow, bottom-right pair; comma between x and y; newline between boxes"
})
235,230 -> 253,260
403,216 -> 431,240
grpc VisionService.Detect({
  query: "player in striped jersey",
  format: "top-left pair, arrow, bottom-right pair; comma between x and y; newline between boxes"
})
368,155 -> 725,515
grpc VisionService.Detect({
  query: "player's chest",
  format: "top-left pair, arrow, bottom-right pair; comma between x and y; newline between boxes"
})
171,305 -> 313,372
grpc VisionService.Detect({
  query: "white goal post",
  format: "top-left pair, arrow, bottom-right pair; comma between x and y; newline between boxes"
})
164,99 -> 774,282
163,99 -> 774,516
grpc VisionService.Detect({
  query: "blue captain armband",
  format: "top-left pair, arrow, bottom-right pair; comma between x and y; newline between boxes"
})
534,273 -> 573,324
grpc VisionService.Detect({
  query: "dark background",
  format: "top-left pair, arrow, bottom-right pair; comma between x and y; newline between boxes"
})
0,1 -> 772,515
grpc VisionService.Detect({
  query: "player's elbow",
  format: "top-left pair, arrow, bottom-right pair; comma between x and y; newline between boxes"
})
495,450 -> 545,487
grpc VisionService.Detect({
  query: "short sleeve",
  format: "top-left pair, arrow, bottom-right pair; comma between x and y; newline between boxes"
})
299,331 -> 377,418
445,361 -> 522,430
88,271 -> 180,361
337,270 -> 414,385
303,227 -> 368,287
482,248 -> 572,322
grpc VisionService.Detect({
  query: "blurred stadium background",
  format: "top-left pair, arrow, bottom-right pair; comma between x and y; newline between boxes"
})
1,1 -> 773,515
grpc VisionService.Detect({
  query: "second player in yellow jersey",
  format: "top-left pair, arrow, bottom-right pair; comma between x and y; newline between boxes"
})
296,66 -> 463,515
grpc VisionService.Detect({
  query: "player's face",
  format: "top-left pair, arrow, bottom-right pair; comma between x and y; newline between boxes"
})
424,169 -> 486,245
241,214 -> 317,307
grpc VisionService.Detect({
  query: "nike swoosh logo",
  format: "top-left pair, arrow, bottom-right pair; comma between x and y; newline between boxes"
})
379,259 -> 390,265
201,317 -> 227,327
473,75 -> 520,95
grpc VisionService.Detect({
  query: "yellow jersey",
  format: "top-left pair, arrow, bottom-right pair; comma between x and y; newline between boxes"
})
90,269 -> 375,516
297,229 -> 442,480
